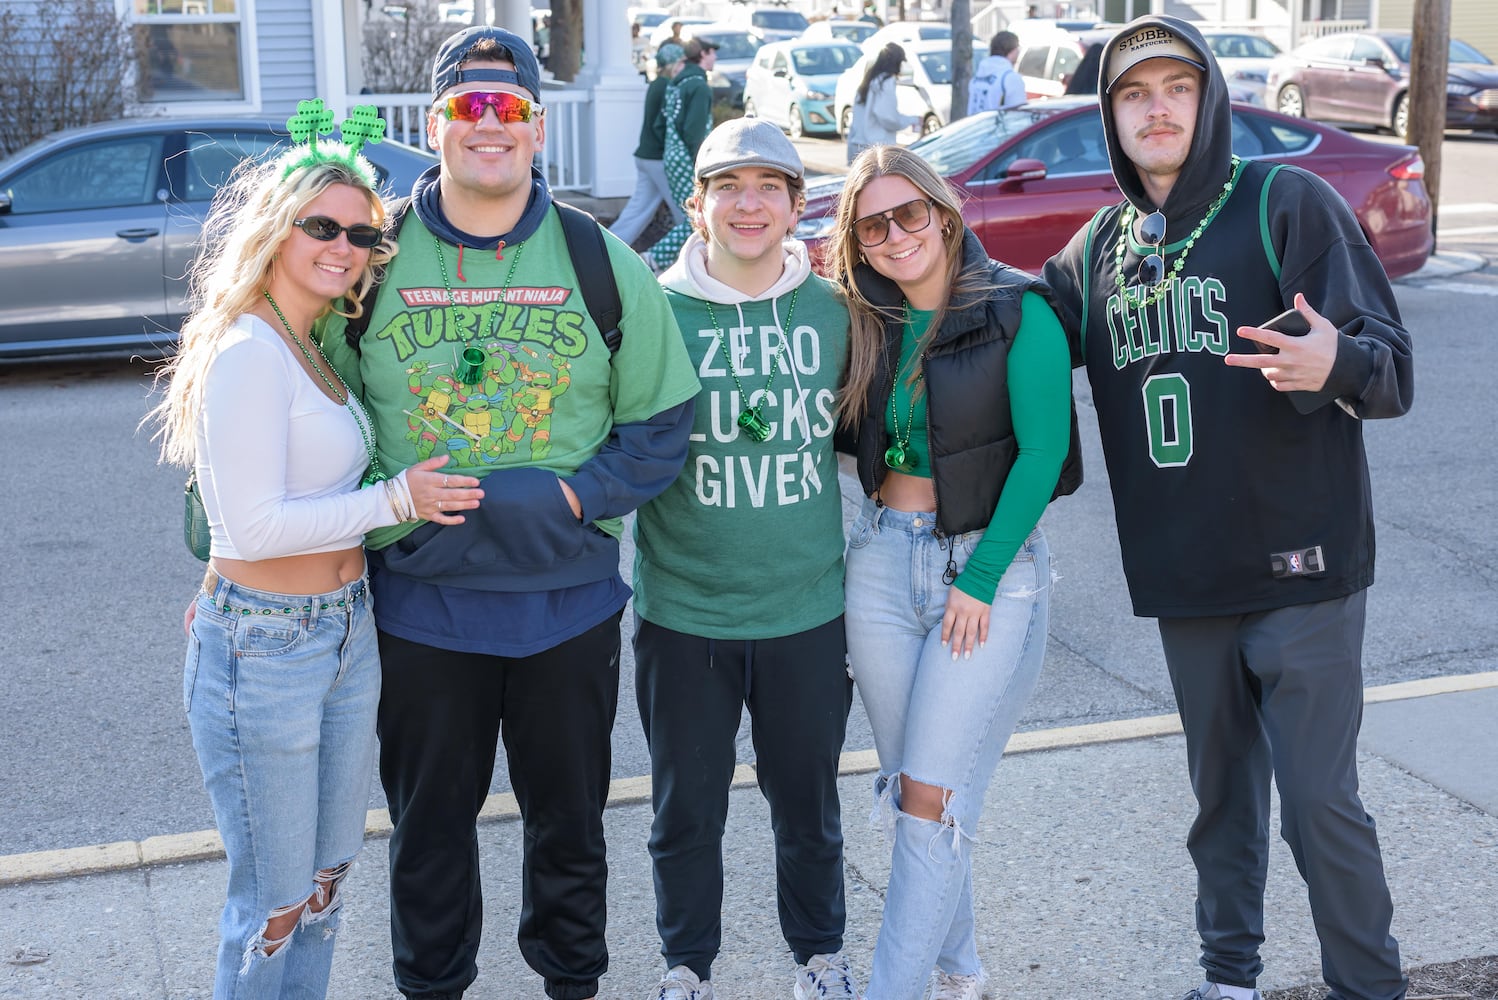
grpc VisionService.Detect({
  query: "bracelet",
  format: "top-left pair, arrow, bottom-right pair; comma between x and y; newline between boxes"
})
381,478 -> 405,523
393,470 -> 418,522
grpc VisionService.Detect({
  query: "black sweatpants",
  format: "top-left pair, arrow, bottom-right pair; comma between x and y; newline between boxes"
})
634,615 -> 853,981
1157,590 -> 1407,1000
377,615 -> 622,1000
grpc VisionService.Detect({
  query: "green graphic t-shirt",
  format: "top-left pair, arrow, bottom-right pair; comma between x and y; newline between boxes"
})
320,210 -> 700,552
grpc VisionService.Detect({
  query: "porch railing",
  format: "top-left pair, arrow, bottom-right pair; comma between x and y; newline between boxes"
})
355,84 -> 593,193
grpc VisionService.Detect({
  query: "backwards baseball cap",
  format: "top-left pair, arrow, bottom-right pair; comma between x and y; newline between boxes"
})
655,41 -> 686,67
1104,23 -> 1206,92
695,117 -> 804,182
431,26 -> 542,102
683,38 -> 719,60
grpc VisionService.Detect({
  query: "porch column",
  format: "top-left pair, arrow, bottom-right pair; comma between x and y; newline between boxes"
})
582,0 -> 646,196
493,0 -> 531,35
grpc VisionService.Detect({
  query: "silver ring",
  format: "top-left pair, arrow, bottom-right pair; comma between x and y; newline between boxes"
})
437,500 -> 444,511
443,475 -> 449,487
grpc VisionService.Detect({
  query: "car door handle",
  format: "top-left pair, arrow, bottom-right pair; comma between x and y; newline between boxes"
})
116,228 -> 160,240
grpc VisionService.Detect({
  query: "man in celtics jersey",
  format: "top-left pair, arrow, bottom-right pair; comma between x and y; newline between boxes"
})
1043,16 -> 1413,1000
632,118 -> 860,1000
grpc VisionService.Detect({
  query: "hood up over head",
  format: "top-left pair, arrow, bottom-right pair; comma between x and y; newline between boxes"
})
1100,15 -> 1233,224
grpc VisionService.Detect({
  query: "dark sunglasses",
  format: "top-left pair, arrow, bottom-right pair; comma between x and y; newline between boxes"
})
1136,210 -> 1166,287
852,198 -> 934,248
438,91 -> 543,124
293,216 -> 382,249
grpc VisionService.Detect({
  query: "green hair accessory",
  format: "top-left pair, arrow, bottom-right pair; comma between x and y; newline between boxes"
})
276,98 -> 385,185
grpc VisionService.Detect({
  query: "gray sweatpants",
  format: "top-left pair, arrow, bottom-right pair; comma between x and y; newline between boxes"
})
1157,590 -> 1407,1000
607,156 -> 683,247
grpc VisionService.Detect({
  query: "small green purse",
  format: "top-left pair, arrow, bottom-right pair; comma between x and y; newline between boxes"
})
184,472 -> 211,562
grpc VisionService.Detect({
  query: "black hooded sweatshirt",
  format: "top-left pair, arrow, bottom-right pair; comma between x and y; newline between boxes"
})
1042,15 -> 1414,619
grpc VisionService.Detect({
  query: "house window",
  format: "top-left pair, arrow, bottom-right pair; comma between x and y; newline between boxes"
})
133,0 -> 245,102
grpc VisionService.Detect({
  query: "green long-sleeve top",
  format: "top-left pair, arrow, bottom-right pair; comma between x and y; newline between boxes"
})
634,73 -> 670,160
668,63 -> 713,161
889,292 -> 1072,603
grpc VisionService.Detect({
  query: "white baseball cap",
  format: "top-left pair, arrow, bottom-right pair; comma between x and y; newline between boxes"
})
1104,24 -> 1206,92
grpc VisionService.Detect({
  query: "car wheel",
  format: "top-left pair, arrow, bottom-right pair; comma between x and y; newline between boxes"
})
743,98 -> 757,119
789,104 -> 805,138
921,113 -> 940,136
839,106 -> 852,137
1393,92 -> 1411,141
1277,84 -> 1304,119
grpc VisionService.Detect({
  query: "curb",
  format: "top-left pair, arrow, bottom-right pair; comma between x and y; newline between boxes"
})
1397,249 -> 1485,281
5,670 -> 1495,888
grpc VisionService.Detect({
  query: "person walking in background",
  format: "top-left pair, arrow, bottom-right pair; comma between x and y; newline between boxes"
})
828,145 -> 1081,1000
610,42 -> 687,248
1062,42 -> 1104,94
967,31 -> 1026,114
1042,17 -> 1412,1000
631,22 -> 651,76
634,118 -> 859,1000
152,108 -> 481,998
846,43 -> 919,164
646,37 -> 718,273
315,26 -> 700,1000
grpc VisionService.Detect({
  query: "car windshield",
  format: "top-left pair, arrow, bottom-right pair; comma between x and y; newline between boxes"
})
637,12 -> 668,26
754,10 -> 808,30
916,43 -> 980,84
703,33 -> 759,59
908,107 -> 1063,175
1208,34 -> 1281,59
831,22 -> 875,42
792,44 -> 862,75
919,25 -> 952,39
1384,36 -> 1492,65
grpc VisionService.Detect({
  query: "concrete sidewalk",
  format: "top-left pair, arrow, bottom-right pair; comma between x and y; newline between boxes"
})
3,674 -> 1495,1000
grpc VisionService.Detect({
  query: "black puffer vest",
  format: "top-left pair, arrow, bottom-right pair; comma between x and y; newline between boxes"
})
851,230 -> 1083,536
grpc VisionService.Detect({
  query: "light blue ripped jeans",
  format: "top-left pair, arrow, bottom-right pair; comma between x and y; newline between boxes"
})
844,499 -> 1050,1000
184,572 -> 379,999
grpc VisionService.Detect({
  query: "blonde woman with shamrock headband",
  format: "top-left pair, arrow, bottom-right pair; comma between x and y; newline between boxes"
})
150,104 -> 482,999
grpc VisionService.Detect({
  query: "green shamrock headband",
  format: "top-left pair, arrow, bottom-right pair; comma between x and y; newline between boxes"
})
276,98 -> 385,186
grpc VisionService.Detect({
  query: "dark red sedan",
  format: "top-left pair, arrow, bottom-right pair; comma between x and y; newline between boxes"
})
794,97 -> 1433,279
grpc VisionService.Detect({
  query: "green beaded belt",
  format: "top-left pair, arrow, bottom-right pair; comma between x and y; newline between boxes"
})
201,568 -> 366,618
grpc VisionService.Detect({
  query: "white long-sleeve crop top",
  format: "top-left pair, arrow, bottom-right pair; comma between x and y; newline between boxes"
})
194,314 -> 400,561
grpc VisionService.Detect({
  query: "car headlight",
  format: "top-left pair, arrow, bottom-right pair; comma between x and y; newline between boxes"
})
805,89 -> 830,100
794,215 -> 838,240
1447,82 -> 1479,96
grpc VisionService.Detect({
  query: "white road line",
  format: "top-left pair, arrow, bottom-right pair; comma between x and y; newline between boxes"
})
1440,203 -> 1498,215
1436,224 -> 1498,236
1418,280 -> 1498,295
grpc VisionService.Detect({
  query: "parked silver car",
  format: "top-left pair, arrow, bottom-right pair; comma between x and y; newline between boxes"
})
0,116 -> 437,358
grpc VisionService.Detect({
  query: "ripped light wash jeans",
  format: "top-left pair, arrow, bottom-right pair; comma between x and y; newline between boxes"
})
844,500 -> 1050,1000
184,573 -> 380,999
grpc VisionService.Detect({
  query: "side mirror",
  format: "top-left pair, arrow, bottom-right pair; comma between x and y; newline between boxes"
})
774,67 -> 788,77
999,157 -> 1048,190
0,191 -> 11,216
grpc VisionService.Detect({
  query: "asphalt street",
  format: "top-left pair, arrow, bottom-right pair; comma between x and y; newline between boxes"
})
1,131 -> 1495,866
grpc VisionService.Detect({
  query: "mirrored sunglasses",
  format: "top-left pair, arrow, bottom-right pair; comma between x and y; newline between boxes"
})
439,91 -> 543,124
293,215 -> 382,249
1137,210 -> 1166,287
852,198 -> 934,248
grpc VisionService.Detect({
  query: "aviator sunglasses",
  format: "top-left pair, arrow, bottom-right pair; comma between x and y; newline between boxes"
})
1136,210 -> 1167,287
852,198 -> 935,248
293,216 -> 382,249
439,91 -> 543,124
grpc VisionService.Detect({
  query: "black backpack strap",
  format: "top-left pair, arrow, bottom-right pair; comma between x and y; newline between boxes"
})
345,195 -> 412,353
554,200 -> 624,353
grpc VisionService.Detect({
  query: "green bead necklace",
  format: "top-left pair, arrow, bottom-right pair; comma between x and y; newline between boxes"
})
1114,156 -> 1244,309
434,237 -> 526,386
263,290 -> 387,486
704,287 -> 800,444
882,306 -> 923,473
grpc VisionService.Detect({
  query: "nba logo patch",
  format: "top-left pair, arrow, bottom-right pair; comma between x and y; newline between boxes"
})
1288,552 -> 1302,574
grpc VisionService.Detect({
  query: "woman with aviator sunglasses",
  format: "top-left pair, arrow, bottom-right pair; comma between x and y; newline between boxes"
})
827,145 -> 1081,1000
151,124 -> 481,999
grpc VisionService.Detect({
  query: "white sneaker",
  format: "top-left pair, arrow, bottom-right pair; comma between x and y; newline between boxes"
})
794,951 -> 861,1000
927,967 -> 985,1000
653,965 -> 715,1000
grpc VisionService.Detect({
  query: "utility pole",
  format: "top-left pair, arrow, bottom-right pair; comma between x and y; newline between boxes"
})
1408,0 -> 1450,246
951,0 -> 973,123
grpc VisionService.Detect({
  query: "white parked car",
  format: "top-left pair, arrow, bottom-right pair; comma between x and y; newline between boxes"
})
1203,30 -> 1282,105
744,39 -> 864,136
800,19 -> 878,47
835,37 -> 985,138
860,20 -> 952,55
